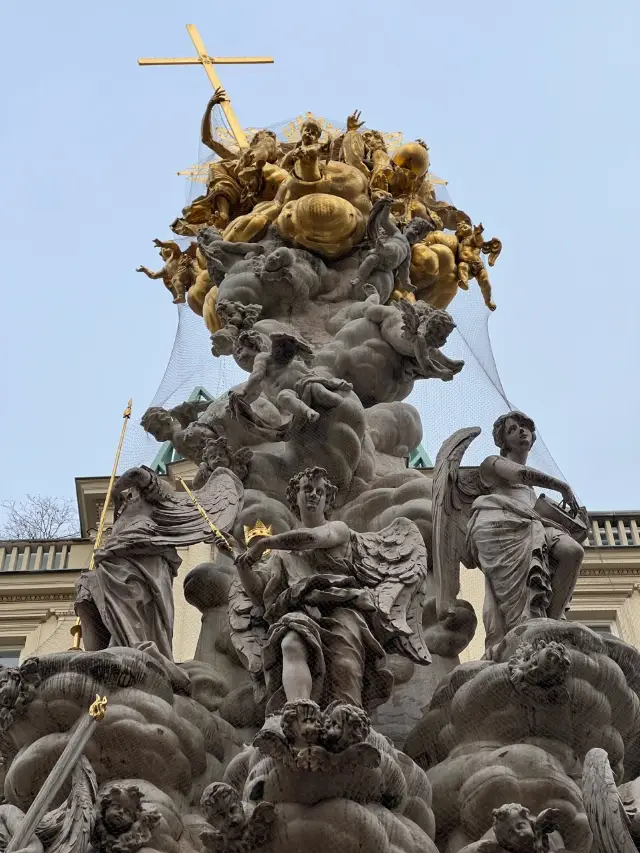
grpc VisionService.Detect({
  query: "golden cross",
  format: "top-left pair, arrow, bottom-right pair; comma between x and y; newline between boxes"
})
138,24 -> 273,149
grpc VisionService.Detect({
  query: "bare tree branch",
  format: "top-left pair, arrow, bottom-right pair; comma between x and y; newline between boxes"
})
0,495 -> 80,540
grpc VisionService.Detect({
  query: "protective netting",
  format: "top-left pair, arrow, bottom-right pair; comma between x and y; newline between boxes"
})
118,113 -> 563,479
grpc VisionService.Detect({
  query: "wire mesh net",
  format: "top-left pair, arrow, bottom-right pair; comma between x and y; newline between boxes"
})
119,111 -> 563,478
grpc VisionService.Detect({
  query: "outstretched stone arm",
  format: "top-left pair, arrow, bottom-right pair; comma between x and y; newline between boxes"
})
215,240 -> 265,256
246,523 -> 349,565
481,455 -> 578,508
235,352 -> 269,404
414,340 -> 463,379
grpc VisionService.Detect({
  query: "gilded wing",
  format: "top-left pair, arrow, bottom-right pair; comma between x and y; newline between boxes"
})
228,577 -> 268,702
432,427 -> 484,620
351,517 -> 431,665
582,748 -> 637,853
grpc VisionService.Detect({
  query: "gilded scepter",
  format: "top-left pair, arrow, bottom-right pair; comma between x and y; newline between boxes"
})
177,476 -> 234,554
70,400 -> 132,650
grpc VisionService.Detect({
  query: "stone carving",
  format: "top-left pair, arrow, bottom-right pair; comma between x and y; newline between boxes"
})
136,239 -> 197,305
92,783 -> 161,853
230,466 -> 430,713
431,414 -> 587,657
0,755 -> 97,853
582,747 -> 639,853
229,331 -> 352,427
0,658 -> 40,733
193,437 -> 253,489
350,196 -> 433,302
507,638 -> 571,705
75,466 -> 243,659
200,782 -> 275,853
458,804 -> 563,853
317,292 -> 462,406
140,403 -> 214,464
253,699 -> 380,772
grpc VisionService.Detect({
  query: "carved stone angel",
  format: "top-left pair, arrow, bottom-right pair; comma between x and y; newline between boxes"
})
230,466 -> 430,713
315,292 -> 463,406
582,748 -> 640,853
350,196 -> 434,302
458,803 -> 565,853
75,466 -> 243,660
432,413 -> 587,658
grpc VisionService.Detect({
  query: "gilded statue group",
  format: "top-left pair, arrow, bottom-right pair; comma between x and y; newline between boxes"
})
138,88 -> 503,336
2,87 -> 619,853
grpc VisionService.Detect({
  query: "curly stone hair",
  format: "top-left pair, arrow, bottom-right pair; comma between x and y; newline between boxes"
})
286,466 -> 338,518
140,406 -> 174,433
492,410 -> 537,457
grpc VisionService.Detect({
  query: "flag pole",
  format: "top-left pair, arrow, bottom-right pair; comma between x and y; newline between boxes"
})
70,400 -> 133,650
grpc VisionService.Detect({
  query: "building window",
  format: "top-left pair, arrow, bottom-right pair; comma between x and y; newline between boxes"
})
0,649 -> 22,668
41,550 -> 49,570
583,622 -> 615,636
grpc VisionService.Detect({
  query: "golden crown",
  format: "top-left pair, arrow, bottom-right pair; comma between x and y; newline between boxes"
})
243,519 -> 272,544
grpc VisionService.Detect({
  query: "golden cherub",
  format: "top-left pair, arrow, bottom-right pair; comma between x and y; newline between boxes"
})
456,221 -> 502,311
137,239 -> 197,304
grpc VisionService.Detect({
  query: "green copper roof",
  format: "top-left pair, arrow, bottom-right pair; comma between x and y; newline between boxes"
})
407,443 -> 432,469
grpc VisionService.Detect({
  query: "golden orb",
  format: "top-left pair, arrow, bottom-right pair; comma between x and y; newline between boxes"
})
392,141 -> 430,178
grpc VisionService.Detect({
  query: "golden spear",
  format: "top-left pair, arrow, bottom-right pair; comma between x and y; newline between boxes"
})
177,476 -> 233,553
70,400 -> 133,650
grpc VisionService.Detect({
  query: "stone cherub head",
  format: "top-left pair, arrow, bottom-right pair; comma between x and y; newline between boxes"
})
233,329 -> 269,371
286,467 -> 338,520
0,659 -> 40,732
403,216 -> 435,246
492,804 -> 537,853
322,700 -> 371,753
280,698 -> 325,749
200,782 -> 246,841
508,638 -> 571,705
489,803 -> 561,853
92,784 -> 161,853
399,299 -> 456,350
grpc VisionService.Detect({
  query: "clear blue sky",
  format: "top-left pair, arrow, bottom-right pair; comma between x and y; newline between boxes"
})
1,0 -> 638,512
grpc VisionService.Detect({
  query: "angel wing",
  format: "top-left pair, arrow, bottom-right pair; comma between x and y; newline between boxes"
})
228,577 -> 268,702
137,467 -> 244,549
432,427 -> 486,620
397,298 -> 422,342
189,466 -> 245,533
351,517 -> 431,665
582,748 -> 638,853
36,755 -> 97,853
